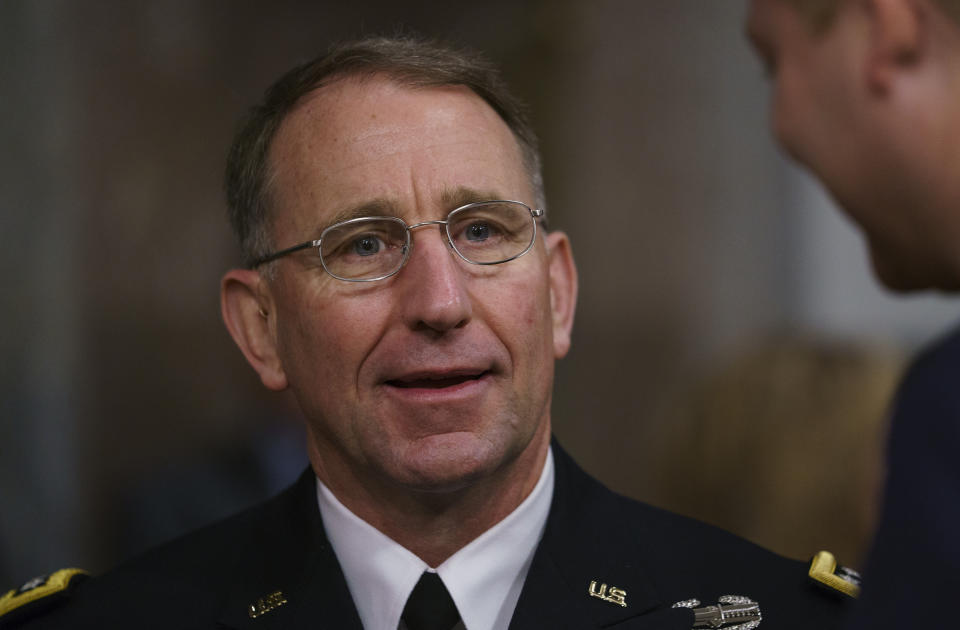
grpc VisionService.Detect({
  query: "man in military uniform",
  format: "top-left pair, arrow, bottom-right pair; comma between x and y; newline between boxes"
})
746,1 -> 960,628
1,35 -> 854,629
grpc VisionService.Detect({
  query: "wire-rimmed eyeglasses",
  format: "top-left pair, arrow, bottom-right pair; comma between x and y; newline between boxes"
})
251,200 -> 544,282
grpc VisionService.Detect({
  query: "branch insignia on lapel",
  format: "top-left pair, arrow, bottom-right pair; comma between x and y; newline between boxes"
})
807,550 -> 861,598
248,590 -> 288,618
0,568 -> 89,623
588,580 -> 627,607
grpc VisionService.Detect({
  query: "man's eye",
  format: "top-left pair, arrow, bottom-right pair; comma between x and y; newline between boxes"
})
352,235 -> 383,256
465,222 -> 492,242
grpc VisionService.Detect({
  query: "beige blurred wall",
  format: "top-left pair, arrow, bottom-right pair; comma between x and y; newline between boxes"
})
2,0 -> 951,581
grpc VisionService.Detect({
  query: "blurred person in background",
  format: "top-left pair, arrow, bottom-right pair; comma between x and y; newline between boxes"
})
747,0 -> 960,627
2,34 -> 853,629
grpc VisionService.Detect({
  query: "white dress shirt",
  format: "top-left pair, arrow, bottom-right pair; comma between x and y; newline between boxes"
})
316,448 -> 555,630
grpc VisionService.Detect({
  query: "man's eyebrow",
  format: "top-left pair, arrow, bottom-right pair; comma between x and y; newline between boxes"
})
440,187 -> 509,208
309,188 -> 508,235
310,199 -> 400,236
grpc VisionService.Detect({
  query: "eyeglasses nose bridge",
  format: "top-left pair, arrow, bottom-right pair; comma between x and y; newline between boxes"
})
394,218 -> 457,277
404,218 -> 453,249
405,218 -> 448,231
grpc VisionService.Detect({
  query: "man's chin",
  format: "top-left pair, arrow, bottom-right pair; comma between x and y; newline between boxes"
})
388,432 -> 512,493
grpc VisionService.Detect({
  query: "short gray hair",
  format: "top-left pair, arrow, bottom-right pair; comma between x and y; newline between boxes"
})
225,35 -> 545,268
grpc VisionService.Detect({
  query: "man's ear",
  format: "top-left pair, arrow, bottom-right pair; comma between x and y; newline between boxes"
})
864,0 -> 925,93
221,269 -> 289,390
544,231 -> 578,359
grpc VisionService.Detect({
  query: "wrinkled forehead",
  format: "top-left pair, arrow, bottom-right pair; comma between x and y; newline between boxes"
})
263,75 -> 532,234
270,74 -> 525,171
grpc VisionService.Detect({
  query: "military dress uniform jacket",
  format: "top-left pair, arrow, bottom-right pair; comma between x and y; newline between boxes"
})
7,442 -> 850,629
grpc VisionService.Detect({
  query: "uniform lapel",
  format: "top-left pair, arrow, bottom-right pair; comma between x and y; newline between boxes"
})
509,443 -> 692,630
216,469 -> 364,630
215,446 -> 697,630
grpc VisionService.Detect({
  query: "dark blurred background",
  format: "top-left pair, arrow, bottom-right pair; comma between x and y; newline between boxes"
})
2,0 -> 957,585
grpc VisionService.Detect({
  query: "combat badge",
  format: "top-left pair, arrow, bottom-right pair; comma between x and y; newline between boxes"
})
0,568 -> 89,626
673,595 -> 762,629
248,590 -> 288,618
808,550 -> 861,598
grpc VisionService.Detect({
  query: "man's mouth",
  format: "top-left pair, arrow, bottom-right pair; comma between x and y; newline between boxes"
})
386,370 -> 489,389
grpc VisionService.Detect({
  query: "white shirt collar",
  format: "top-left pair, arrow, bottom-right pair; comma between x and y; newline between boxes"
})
316,447 -> 554,630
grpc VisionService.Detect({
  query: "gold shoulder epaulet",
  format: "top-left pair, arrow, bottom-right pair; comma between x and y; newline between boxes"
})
808,551 -> 861,598
0,568 -> 89,625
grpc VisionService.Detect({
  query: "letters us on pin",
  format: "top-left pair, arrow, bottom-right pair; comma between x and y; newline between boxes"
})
588,580 -> 627,607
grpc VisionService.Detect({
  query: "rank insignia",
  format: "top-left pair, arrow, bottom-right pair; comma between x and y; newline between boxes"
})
0,568 -> 89,624
673,594 -> 762,629
808,550 -> 861,598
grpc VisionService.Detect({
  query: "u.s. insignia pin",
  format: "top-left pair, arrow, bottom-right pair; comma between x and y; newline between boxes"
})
672,595 -> 762,629
588,580 -> 627,607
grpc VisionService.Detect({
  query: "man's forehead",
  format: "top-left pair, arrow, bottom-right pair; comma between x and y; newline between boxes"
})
284,74 -> 492,134
264,75 -> 531,236
269,76 -> 517,173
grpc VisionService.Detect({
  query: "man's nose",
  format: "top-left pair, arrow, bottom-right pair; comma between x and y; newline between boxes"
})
396,226 -> 472,333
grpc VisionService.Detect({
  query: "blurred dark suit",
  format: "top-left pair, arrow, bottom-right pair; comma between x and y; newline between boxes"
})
847,325 -> 960,629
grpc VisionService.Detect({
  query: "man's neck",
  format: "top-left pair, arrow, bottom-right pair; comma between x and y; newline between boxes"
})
308,429 -> 551,567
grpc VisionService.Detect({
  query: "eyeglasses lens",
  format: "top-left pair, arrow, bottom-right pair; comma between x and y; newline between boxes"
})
447,202 -> 535,264
318,202 -> 535,281
320,218 -> 409,281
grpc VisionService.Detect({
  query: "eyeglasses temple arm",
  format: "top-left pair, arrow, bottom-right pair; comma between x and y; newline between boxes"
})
250,239 -> 321,268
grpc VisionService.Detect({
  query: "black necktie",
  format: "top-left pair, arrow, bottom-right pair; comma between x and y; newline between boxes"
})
401,572 -> 461,630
